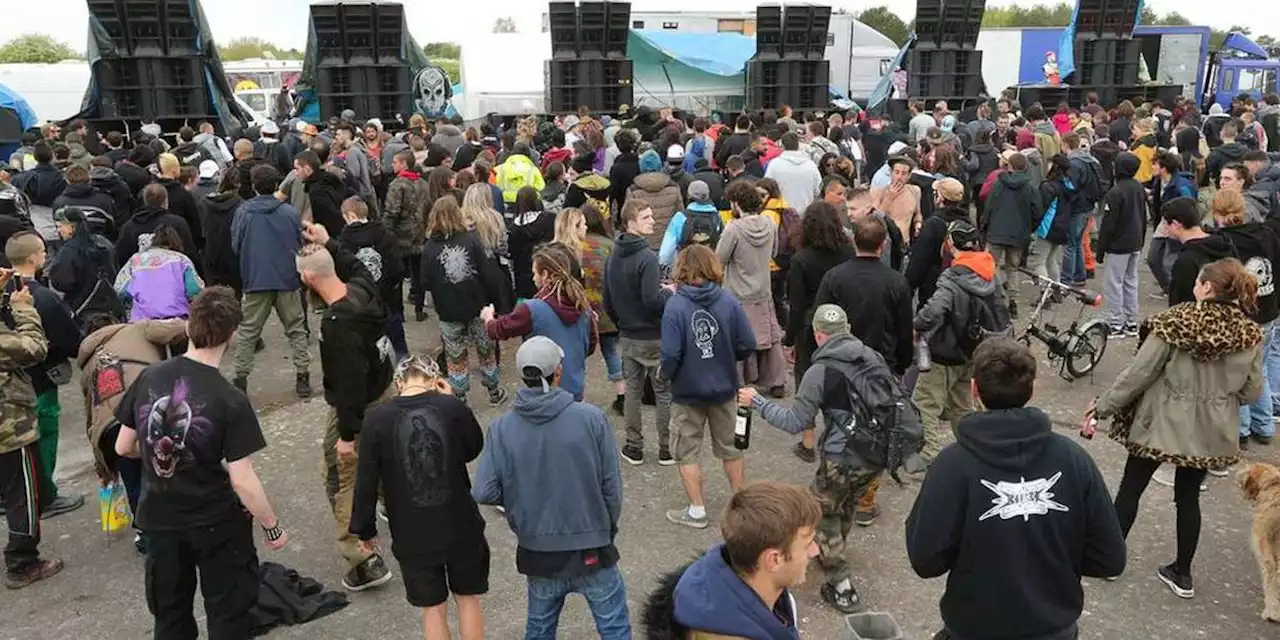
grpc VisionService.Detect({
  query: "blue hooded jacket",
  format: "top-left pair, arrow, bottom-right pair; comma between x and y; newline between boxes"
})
660,282 -> 756,405
674,545 -> 801,640
231,195 -> 303,292
471,387 -> 623,553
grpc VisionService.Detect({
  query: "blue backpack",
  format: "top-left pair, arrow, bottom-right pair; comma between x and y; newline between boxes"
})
683,137 -> 706,174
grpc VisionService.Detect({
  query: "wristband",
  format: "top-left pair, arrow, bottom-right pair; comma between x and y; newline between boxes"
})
262,523 -> 283,541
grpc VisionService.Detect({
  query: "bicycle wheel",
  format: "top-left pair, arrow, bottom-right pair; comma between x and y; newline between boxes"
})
1065,320 -> 1109,379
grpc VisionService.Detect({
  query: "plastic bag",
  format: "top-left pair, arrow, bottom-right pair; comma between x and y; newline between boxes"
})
99,480 -> 132,533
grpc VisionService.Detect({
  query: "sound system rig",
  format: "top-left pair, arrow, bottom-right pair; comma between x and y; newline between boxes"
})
905,0 -> 986,104
745,4 -> 831,111
311,2 -> 411,124
544,1 -> 634,114
86,0 -> 216,128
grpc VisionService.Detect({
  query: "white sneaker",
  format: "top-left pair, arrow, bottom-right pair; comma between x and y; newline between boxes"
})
1207,467 -> 1229,478
1152,468 -> 1175,487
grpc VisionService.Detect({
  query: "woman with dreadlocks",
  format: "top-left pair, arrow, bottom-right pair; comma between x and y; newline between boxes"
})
481,242 -> 597,401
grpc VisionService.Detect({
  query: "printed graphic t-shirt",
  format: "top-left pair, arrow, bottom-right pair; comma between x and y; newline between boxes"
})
115,357 -> 266,532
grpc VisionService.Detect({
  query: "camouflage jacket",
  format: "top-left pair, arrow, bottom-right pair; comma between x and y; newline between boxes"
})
0,298 -> 49,455
382,174 -> 428,254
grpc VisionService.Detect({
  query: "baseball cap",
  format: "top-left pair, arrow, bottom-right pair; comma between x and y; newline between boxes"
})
886,141 -> 908,156
666,144 -> 685,162
811,304 -> 851,336
934,177 -> 965,203
563,114 -> 580,130
947,220 -> 983,251
340,109 -> 357,121
140,123 -> 162,137
517,336 -> 564,391
260,120 -> 280,136
688,180 -> 710,204
198,160 -> 219,180
53,207 -> 86,224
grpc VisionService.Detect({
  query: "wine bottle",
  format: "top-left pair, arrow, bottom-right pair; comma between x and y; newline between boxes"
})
734,404 -> 752,450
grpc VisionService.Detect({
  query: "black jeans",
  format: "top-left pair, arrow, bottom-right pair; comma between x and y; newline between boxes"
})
1112,454 -> 1207,574
146,514 -> 260,640
1,443 -> 43,573
406,252 -> 424,311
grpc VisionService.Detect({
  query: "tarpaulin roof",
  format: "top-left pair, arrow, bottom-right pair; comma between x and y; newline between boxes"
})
0,82 -> 39,131
629,30 -> 756,77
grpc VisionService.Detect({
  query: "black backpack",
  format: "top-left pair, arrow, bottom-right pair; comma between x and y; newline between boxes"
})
1070,157 -> 1103,207
829,352 -> 924,480
679,209 -> 723,250
961,288 -> 1013,355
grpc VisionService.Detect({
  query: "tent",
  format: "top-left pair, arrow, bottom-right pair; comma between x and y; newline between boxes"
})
0,82 -> 39,165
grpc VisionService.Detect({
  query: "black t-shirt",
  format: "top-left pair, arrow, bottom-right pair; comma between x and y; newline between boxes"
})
115,357 -> 266,532
350,392 -> 486,562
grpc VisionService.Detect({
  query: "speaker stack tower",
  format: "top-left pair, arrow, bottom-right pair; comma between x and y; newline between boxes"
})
745,5 -> 831,111
544,2 -> 634,114
906,0 -> 986,101
311,2 -> 411,124
86,0 -> 216,126
1069,0 -> 1146,106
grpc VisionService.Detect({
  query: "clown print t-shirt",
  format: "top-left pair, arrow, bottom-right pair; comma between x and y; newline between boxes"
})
115,357 -> 266,532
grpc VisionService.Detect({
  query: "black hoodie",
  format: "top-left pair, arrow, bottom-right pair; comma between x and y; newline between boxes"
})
113,159 -> 152,198
603,232 -> 671,340
906,204 -> 971,307
114,206 -> 198,267
90,166 -> 135,227
905,407 -> 1126,640
420,230 -> 493,323
1098,153 -> 1146,255
339,220 -> 404,314
1218,222 -> 1280,323
52,183 -> 118,236
306,169 -> 348,239
198,191 -> 244,291
1169,233 -> 1239,306
508,210 -> 556,299
984,170 -> 1042,246
1207,141 -> 1249,184
158,177 -> 203,251
320,239 -> 393,442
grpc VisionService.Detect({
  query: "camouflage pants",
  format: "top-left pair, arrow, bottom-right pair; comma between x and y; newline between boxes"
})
811,460 -> 883,584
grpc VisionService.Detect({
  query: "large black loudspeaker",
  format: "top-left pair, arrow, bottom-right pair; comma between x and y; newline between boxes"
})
545,60 -> 634,114
311,2 -> 410,123
86,0 -> 213,120
745,4 -> 831,109
746,61 -> 830,111
548,1 -> 631,60
914,0 -> 985,50
1075,0 -> 1140,39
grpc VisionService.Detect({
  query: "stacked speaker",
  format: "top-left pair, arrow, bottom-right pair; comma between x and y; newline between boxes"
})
1070,0 -> 1142,87
906,0 -> 986,99
544,2 -> 634,114
745,5 -> 831,110
311,2 -> 411,124
87,0 -> 214,122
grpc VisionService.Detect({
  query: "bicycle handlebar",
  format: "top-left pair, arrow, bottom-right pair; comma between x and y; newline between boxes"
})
1017,268 -> 1103,307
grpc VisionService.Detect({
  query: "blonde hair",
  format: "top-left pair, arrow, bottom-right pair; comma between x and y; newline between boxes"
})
157,153 -> 180,178
553,207 -> 586,259
426,195 -> 468,237
1212,189 -> 1247,227
1134,117 -> 1156,134
393,355 -> 453,395
460,184 -> 505,253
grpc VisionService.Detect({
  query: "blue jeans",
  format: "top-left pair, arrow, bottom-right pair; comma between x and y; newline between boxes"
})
600,333 -> 623,382
1269,322 -> 1280,410
525,565 -> 631,640
1060,212 -> 1088,284
1242,321 -> 1277,438
385,310 -> 408,362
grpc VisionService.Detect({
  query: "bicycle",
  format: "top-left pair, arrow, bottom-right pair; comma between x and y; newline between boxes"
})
1016,268 -> 1110,381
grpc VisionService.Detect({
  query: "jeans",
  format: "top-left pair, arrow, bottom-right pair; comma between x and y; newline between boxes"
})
1241,321 -> 1276,438
146,515 -> 259,640
1029,238 -> 1064,284
1060,213 -> 1088,284
524,565 -> 631,640
1102,252 -> 1140,328
1146,237 -> 1181,296
599,333 -> 623,382
385,310 -> 408,362
1269,322 -> 1280,410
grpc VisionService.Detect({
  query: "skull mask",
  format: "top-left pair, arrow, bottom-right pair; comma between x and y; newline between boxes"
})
414,66 -> 452,118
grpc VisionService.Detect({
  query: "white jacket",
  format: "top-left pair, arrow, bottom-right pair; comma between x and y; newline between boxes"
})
764,150 -> 822,214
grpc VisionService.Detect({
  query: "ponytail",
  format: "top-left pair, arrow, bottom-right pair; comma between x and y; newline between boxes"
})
1198,257 -> 1259,314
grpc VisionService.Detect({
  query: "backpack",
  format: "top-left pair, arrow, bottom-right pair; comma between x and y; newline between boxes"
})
1071,157 -> 1103,206
679,209 -> 723,250
960,287 -> 1013,355
773,205 -> 802,270
829,353 -> 924,479
683,136 -> 706,174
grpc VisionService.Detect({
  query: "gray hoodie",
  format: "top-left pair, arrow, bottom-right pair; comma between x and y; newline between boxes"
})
344,141 -> 376,199
716,214 -> 777,304
194,132 -> 232,168
431,124 -> 466,155
1020,148 -> 1046,188
914,256 -> 1000,365
763,150 -> 822,213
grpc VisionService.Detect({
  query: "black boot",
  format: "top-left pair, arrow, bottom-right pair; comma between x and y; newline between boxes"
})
295,372 -> 312,398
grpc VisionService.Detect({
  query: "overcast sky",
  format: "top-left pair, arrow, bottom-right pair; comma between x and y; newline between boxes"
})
1,0 -> 1275,50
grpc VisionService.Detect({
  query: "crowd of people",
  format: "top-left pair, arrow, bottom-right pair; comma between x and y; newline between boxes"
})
0,90 -> 1277,639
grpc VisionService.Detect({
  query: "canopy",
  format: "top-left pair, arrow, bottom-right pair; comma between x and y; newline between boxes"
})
628,30 -> 755,77
0,82 -> 39,162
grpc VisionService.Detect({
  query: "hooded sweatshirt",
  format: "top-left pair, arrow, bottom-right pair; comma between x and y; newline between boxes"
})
1169,233 -> 1239,306
984,170 -> 1042,246
231,195 -> 303,293
1207,140 -> 1249,184
486,290 -> 596,401
1218,223 -> 1280,323
716,214 -> 777,304
339,219 -> 404,314
671,545 -> 800,640
89,166 -> 134,225
628,171 -> 685,249
431,124 -> 466,155
508,209 -> 556,299
764,150 -> 822,213
660,282 -> 757,405
905,407 -> 1126,640
421,230 -> 493,323
914,252 -> 999,366
319,240 -> 392,441
197,190 -> 243,291
1098,153 -> 1146,255
603,232 -> 672,340
906,204 -> 971,307
114,206 -> 198,267
472,387 -> 622,554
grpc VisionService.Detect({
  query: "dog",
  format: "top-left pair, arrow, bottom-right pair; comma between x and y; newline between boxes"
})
1238,462 -> 1280,623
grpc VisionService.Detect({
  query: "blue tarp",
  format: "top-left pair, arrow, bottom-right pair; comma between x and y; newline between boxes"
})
629,30 -> 756,77
1223,32 -> 1269,59
867,33 -> 916,111
0,83 -> 39,131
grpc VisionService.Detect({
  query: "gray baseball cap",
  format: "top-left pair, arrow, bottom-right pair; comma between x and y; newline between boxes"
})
688,180 -> 711,204
517,336 -> 564,390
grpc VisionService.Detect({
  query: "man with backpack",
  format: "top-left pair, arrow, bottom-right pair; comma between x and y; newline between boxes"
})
1062,132 -> 1104,286
912,221 -> 1009,467
740,303 -> 922,615
658,181 -> 723,269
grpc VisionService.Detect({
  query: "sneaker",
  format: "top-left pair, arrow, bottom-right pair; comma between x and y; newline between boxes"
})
1152,468 -> 1207,491
5,557 -> 63,589
41,494 -> 85,519
294,372 -> 312,399
1008,299 -> 1019,319
1108,325 -> 1127,340
621,445 -> 644,465
1104,575 -> 1120,582
1124,323 -> 1140,338
666,507 -> 709,529
494,505 -> 505,514
1241,435 -> 1251,451
342,555 -> 393,592
487,387 -> 509,407
1207,467 -> 1229,478
232,376 -> 248,393
792,442 -> 816,463
657,448 -> 676,466
1156,563 -> 1194,599
612,394 -> 625,417
133,532 -> 148,555
1149,291 -> 1167,300
820,580 -> 863,614
1254,434 -> 1274,446
377,505 -> 389,522
1086,269 -> 1096,280
855,504 -> 880,527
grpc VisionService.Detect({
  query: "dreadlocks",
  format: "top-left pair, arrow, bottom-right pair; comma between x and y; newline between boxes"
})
533,243 -> 590,313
